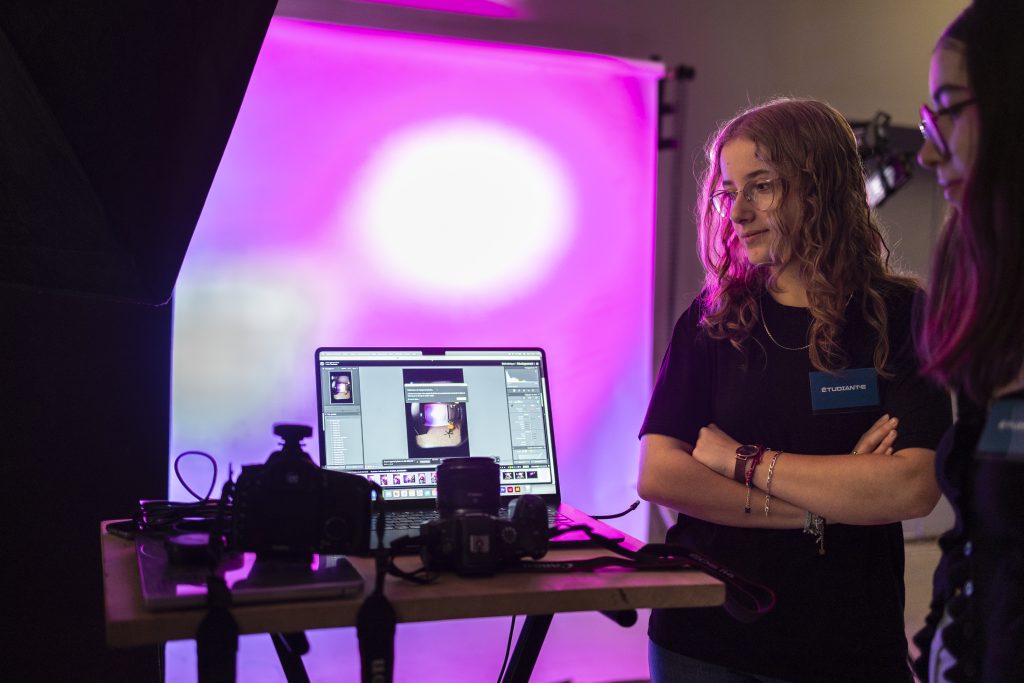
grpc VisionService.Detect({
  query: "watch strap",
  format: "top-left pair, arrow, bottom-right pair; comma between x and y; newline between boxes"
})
733,457 -> 748,483
734,444 -> 764,483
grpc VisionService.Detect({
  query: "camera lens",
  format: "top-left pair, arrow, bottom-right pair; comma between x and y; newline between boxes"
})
436,457 -> 499,518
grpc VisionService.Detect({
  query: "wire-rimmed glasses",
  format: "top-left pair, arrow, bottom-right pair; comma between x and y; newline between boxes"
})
710,177 -> 780,218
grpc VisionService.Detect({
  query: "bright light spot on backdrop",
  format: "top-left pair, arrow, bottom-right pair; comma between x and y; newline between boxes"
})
172,18 -> 661,541
350,117 -> 573,303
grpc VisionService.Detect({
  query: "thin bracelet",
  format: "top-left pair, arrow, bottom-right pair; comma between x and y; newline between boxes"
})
743,449 -> 764,514
763,450 -> 782,516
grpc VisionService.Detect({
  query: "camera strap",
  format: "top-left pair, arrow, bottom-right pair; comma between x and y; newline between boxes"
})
636,543 -> 776,623
516,526 -> 776,623
356,586 -> 395,683
196,574 -> 239,683
356,505 -> 397,683
196,493 -> 239,683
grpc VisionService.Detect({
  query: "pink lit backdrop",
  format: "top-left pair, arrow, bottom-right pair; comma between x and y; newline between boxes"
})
169,16 -> 661,681
355,0 -> 528,18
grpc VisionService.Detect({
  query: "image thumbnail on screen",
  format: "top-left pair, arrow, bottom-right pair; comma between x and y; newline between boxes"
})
403,368 -> 470,458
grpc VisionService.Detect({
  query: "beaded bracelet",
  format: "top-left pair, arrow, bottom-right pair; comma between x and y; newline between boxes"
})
742,449 -> 764,514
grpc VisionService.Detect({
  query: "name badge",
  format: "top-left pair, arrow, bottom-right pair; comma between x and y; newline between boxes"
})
976,399 -> 1024,461
809,367 -> 880,414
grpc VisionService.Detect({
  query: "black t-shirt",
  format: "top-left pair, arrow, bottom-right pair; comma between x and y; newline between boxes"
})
640,284 -> 952,683
913,388 -> 1024,682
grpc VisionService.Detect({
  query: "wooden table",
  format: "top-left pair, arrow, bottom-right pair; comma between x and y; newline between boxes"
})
101,521 -> 724,681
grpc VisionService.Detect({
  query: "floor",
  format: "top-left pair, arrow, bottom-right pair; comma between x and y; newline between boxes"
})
166,540 -> 942,682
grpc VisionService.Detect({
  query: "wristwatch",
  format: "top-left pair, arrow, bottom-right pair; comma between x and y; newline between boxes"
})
733,444 -> 764,483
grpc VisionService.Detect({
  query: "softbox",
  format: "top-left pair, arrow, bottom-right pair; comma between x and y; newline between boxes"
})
0,0 -> 278,305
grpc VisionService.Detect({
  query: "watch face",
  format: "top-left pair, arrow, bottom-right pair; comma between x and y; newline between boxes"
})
736,444 -> 761,459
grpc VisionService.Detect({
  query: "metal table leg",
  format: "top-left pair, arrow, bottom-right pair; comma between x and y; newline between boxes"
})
498,608 -> 639,683
270,632 -> 311,683
500,614 -> 553,683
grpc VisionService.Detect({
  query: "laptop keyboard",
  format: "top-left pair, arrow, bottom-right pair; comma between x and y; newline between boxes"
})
372,507 -> 571,532
546,508 -> 573,526
375,509 -> 440,532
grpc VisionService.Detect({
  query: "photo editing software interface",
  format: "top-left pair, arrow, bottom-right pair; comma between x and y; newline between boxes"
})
317,349 -> 557,501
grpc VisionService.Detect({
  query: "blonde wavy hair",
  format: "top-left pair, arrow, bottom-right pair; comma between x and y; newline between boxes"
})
696,97 -> 915,375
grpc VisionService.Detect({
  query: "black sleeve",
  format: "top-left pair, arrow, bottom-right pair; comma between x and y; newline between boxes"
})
883,287 -> 953,452
638,296 -> 713,446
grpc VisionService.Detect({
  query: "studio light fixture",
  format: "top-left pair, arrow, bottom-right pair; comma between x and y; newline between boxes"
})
850,111 -> 914,209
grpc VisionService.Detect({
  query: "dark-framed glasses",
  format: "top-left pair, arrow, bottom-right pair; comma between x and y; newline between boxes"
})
919,98 -> 976,159
710,177 -> 780,218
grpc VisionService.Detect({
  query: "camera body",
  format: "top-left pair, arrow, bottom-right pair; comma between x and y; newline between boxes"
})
232,424 -> 373,557
420,494 -> 549,576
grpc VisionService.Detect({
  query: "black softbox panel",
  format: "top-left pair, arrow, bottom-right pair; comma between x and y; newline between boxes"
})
0,0 -> 278,305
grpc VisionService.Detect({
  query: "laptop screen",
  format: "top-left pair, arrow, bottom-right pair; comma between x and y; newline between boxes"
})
315,348 -> 560,505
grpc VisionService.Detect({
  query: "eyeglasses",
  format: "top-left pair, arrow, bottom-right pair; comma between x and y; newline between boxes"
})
919,98 -> 976,159
710,178 -> 780,218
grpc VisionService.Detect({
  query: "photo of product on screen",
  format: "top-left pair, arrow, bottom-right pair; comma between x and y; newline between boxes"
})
329,371 -> 353,404
404,368 -> 470,458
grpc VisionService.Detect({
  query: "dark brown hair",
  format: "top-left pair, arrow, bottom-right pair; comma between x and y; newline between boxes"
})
918,3 -> 1024,402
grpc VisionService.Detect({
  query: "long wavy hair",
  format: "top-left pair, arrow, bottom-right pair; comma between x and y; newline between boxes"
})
917,4 -> 1024,403
696,97 -> 915,375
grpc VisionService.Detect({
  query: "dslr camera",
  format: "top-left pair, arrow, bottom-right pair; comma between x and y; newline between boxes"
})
231,424 -> 374,557
419,493 -> 549,577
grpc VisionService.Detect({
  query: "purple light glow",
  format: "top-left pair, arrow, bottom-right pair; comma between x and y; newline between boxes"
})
354,0 -> 527,19
172,13 -> 659,559
173,553 -> 320,598
422,403 -> 450,426
169,19 -> 660,679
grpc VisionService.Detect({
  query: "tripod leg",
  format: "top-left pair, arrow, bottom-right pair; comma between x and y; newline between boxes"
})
281,632 -> 310,655
270,632 -> 311,683
500,614 -> 553,683
599,609 -> 638,627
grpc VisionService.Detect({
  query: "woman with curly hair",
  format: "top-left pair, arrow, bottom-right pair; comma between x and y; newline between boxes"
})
637,97 -> 952,682
912,2 -> 1024,680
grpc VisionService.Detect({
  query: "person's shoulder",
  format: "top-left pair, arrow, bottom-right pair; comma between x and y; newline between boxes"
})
664,292 -> 713,351
870,278 -> 923,357
672,291 -> 709,332
875,277 -> 923,317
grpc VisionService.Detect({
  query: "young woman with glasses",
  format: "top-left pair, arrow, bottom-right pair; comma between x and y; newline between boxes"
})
913,3 -> 1024,681
637,97 -> 952,682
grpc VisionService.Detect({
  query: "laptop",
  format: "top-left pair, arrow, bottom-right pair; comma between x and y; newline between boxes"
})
135,535 -> 364,611
314,347 -> 641,552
